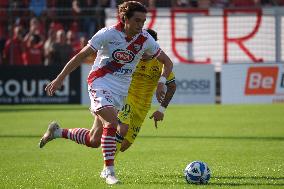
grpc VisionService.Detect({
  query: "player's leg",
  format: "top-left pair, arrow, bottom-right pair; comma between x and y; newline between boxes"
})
95,106 -> 119,184
120,139 -> 132,152
117,111 -> 146,154
89,115 -> 103,148
114,122 -> 138,156
115,103 -> 131,157
39,120 -> 99,148
115,123 -> 128,156
119,124 -> 137,152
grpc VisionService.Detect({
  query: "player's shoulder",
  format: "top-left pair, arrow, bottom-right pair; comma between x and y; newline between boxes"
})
98,26 -> 115,34
141,29 -> 149,36
142,29 -> 154,41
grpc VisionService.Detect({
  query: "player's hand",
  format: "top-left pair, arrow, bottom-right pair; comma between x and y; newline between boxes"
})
149,111 -> 164,129
45,77 -> 64,96
156,83 -> 166,103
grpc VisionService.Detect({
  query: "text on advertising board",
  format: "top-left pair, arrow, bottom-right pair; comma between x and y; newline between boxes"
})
245,67 -> 278,95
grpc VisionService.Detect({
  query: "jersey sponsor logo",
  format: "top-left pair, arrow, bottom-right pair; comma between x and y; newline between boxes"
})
245,67 -> 278,95
112,49 -> 135,64
115,68 -> 133,75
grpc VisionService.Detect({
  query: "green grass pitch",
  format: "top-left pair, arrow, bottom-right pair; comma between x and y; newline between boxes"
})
0,104 -> 284,189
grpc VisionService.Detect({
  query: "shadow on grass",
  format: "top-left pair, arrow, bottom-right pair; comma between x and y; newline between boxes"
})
0,135 -> 40,138
208,183 -> 284,186
0,135 -> 284,141
209,176 -> 284,186
136,174 -> 284,186
214,176 -> 284,180
0,106 -> 87,112
140,135 -> 284,141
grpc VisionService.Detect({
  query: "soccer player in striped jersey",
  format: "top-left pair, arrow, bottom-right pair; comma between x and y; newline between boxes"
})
39,1 -> 173,185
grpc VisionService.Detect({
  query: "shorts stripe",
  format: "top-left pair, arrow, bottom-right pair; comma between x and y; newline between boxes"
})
94,105 -> 115,113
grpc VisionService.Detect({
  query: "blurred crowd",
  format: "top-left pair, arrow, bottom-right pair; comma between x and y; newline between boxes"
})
141,0 -> 284,8
0,0 -> 283,66
0,0 -> 108,66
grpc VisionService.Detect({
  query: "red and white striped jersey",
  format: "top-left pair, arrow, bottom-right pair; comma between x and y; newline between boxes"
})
87,22 -> 161,96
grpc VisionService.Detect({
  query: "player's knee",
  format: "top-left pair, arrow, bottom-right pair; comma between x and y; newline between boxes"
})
104,120 -> 119,129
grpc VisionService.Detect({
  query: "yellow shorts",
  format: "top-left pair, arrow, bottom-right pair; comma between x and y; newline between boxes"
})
118,99 -> 149,144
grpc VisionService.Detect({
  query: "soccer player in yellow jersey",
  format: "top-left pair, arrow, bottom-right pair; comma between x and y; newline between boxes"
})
115,29 -> 176,154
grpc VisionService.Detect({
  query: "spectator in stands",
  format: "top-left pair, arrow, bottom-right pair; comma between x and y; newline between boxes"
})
211,0 -> 230,8
261,0 -> 274,6
24,17 -> 45,43
46,0 -> 56,18
49,29 -> 72,66
72,0 -> 81,15
49,20 -> 64,32
116,0 -> 170,7
0,0 -> 8,64
80,0 -> 96,38
79,0 -> 108,38
197,0 -> 211,8
70,0 -> 81,36
172,0 -> 191,7
29,0 -> 47,17
66,30 -> 79,56
9,0 -> 29,21
276,0 -> 284,5
55,0 -> 73,29
230,0 -> 261,7
96,0 -> 108,30
56,0 -> 71,18
148,0 -> 156,8
73,36 -> 87,55
44,29 -> 56,66
23,34 -> 44,65
2,26 -> 24,65
70,35 -> 93,63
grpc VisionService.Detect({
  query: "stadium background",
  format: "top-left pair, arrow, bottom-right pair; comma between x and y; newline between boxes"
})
0,1 -> 284,188
1,0 -> 284,105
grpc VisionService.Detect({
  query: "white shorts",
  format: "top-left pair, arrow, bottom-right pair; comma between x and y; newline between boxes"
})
88,86 -> 125,114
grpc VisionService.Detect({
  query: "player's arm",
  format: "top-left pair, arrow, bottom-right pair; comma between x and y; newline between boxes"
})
45,46 -> 97,96
161,81 -> 176,108
150,80 -> 176,128
155,51 -> 173,103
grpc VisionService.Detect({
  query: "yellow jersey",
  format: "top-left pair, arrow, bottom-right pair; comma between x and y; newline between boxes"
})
128,58 -> 175,109
118,58 -> 175,143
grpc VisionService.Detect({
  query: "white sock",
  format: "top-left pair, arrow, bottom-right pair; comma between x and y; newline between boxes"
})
106,166 -> 114,173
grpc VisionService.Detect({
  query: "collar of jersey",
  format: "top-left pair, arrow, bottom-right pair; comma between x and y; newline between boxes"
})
115,22 -> 142,43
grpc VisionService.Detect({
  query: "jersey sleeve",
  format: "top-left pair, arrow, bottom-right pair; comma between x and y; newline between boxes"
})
88,28 -> 108,51
144,35 -> 161,59
166,72 -> 175,85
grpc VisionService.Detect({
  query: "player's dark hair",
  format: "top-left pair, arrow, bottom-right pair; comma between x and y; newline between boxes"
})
146,28 -> 157,41
118,1 -> 147,23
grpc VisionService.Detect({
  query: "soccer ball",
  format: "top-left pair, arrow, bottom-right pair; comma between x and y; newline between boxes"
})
184,161 -> 211,184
